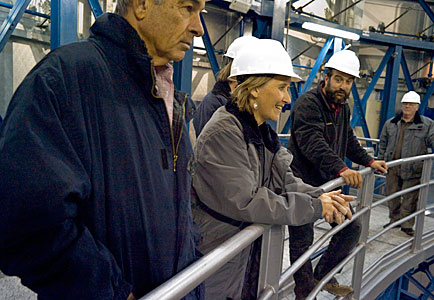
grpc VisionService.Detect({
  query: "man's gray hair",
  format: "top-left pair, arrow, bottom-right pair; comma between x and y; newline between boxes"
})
115,0 -> 164,16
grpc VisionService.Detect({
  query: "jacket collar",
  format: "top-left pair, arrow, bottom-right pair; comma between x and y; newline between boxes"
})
225,100 -> 281,153
315,81 -> 334,112
88,14 -> 156,99
212,81 -> 231,99
391,111 -> 422,124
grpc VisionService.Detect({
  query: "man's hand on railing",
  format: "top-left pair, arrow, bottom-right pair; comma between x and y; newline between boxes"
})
369,160 -> 388,174
340,169 -> 363,188
127,293 -> 136,300
318,190 -> 354,224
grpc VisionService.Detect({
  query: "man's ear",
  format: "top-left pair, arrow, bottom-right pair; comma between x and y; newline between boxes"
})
132,0 -> 148,20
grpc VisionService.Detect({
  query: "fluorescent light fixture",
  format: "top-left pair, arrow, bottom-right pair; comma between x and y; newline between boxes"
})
302,22 -> 360,40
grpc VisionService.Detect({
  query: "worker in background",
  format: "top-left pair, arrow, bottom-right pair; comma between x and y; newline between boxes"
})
0,0 -> 205,299
192,39 -> 355,300
378,91 -> 434,236
193,35 -> 258,137
288,49 -> 388,299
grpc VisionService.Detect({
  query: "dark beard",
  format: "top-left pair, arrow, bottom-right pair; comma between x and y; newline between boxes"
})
324,87 -> 349,104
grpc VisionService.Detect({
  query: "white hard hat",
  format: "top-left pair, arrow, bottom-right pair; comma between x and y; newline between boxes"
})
225,36 -> 259,59
401,91 -> 421,104
229,39 -> 302,82
324,49 -> 360,78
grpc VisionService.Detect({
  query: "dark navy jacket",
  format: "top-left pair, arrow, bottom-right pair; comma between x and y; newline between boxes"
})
288,83 -> 373,186
193,81 -> 231,137
0,13 -> 200,300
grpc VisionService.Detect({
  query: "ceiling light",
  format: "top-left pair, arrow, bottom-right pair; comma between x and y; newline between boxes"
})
302,22 -> 360,40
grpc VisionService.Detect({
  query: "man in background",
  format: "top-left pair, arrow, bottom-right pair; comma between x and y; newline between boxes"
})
379,91 -> 434,236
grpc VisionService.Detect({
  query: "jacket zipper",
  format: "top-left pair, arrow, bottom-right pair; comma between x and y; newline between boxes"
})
173,94 -> 187,172
150,63 -> 187,172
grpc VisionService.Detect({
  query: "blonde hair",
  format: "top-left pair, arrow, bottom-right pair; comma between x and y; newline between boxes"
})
217,60 -> 233,82
231,75 -> 274,114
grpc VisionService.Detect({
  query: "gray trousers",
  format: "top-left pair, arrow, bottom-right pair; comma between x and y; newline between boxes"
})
385,167 -> 420,229
193,204 -> 251,300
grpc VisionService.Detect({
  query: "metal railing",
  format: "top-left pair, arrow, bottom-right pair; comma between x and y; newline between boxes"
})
141,154 -> 434,300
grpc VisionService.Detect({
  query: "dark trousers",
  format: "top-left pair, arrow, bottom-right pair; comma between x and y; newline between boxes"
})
386,167 -> 420,229
288,210 -> 361,299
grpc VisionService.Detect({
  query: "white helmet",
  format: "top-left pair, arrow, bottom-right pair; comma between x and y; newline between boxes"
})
401,91 -> 421,104
225,36 -> 259,59
324,49 -> 360,78
229,39 -> 302,82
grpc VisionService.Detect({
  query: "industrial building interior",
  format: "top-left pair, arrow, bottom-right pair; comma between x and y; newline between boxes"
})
1,0 -> 434,299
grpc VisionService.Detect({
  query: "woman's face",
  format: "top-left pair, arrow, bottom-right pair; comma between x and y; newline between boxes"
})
251,75 -> 292,125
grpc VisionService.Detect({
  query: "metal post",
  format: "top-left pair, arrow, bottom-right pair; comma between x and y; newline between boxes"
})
257,225 -> 284,300
51,0 -> 77,49
271,0 -> 286,43
352,171 -> 375,299
412,159 -> 433,252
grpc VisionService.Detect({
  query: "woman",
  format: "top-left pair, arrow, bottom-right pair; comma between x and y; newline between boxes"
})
191,39 -> 353,300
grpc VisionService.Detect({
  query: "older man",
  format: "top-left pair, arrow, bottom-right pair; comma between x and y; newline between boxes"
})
0,1 -> 204,300
379,91 -> 434,236
288,50 -> 387,299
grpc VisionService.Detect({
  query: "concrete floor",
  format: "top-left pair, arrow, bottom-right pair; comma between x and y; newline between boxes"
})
1,204 -> 433,300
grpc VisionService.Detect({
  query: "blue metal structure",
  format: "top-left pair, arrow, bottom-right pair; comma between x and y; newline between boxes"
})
376,255 -> 434,300
50,0 -> 77,50
200,14 -> 220,79
173,47 -> 194,94
0,2 -> 50,19
0,0 -> 32,52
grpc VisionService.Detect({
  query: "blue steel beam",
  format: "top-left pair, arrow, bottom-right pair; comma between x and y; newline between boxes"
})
380,46 -> 402,134
417,0 -> 434,23
173,46 -> 193,94
420,79 -> 434,114
351,47 -> 394,128
351,84 -> 371,140
200,14 -> 220,79
0,0 -> 32,53
51,0 -> 77,50
88,0 -> 103,18
0,2 -> 50,19
400,51 -> 415,91
301,37 -> 333,94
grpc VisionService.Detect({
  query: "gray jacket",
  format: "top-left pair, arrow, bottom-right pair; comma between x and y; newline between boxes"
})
191,102 -> 323,252
378,112 -> 434,179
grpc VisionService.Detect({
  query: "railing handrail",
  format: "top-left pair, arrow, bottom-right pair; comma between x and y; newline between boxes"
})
141,153 -> 434,300
140,225 -> 266,300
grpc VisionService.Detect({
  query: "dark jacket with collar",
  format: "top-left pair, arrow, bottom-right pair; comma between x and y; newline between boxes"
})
193,80 -> 231,137
378,111 -> 434,179
288,82 -> 373,187
0,13 -> 200,300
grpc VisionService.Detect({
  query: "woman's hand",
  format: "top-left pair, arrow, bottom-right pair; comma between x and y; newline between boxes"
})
318,189 -> 354,224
